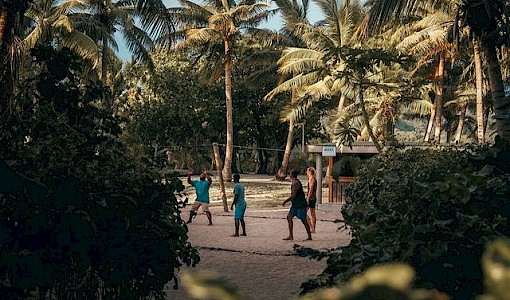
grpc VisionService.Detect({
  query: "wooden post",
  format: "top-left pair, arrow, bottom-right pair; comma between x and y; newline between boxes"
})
213,143 -> 229,212
328,156 -> 333,203
316,154 -> 322,204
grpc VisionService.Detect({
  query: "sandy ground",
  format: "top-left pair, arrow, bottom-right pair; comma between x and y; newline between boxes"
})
165,205 -> 351,300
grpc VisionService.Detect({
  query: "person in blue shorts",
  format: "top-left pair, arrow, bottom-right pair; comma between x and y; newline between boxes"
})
187,169 -> 213,225
230,173 -> 247,237
282,169 -> 312,241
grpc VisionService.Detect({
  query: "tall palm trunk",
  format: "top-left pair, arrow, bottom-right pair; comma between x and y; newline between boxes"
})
473,37 -> 485,144
424,103 -> 435,142
222,39 -> 234,181
338,94 -> 346,111
358,87 -> 381,152
0,8 -> 6,43
0,1 -> 15,112
324,93 -> 347,182
276,89 -> 296,180
454,104 -> 467,143
433,52 -> 445,142
101,34 -> 108,85
484,40 -> 510,139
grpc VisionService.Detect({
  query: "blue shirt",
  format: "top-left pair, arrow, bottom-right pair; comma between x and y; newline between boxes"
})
191,180 -> 211,203
233,182 -> 246,206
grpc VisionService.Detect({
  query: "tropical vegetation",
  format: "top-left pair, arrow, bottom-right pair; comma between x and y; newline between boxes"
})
2,0 -> 510,298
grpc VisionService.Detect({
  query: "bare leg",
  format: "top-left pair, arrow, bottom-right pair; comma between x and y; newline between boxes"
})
301,218 -> 312,240
205,211 -> 213,225
232,219 -> 239,236
306,208 -> 313,233
310,208 -> 316,233
283,214 -> 294,240
240,220 -> 246,236
187,210 -> 197,224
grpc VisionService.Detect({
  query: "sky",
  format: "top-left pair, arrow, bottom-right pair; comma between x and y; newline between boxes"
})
115,0 -> 324,61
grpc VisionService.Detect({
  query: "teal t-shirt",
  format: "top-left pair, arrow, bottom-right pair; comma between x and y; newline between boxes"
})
233,182 -> 246,206
191,180 -> 211,203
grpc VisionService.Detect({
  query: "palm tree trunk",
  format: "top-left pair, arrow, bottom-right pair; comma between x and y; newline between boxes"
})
0,9 -> 6,44
424,104 -> 435,142
276,89 -> 296,180
100,34 -> 115,111
358,87 -> 381,152
324,94 -> 346,183
338,94 -> 346,111
474,37 -> 485,144
434,52 -> 445,142
454,104 -> 467,143
484,40 -> 510,139
222,39 -> 234,181
0,2 -> 14,113
101,34 -> 108,85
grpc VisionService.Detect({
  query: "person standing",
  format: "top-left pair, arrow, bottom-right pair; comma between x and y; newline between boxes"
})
187,169 -> 213,225
230,173 -> 247,237
282,169 -> 312,241
306,167 -> 318,233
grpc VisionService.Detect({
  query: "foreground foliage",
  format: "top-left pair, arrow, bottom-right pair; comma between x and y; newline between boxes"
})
179,237 -> 510,300
0,47 -> 199,299
302,143 -> 510,299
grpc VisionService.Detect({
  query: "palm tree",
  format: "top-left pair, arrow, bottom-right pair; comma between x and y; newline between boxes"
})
472,36 -> 484,143
365,0 -> 510,139
0,0 -> 31,112
23,0 -> 100,66
267,0 -> 406,149
171,0 -> 271,181
71,0 -> 159,86
260,0 -> 312,180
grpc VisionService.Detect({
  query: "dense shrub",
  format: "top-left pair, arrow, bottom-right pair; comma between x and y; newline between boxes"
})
302,143 -> 510,299
0,47 -> 199,299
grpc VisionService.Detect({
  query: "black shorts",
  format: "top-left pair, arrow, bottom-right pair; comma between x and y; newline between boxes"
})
307,197 -> 317,208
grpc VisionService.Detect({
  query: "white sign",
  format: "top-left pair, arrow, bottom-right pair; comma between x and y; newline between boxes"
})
322,146 -> 337,157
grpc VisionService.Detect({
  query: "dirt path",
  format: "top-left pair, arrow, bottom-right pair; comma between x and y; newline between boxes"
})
165,207 -> 350,300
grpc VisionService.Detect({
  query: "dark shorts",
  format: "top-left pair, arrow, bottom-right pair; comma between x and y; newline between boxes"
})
289,206 -> 307,219
308,197 -> 317,209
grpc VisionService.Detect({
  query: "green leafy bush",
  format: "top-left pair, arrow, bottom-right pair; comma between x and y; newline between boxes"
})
302,144 -> 510,299
0,47 -> 199,299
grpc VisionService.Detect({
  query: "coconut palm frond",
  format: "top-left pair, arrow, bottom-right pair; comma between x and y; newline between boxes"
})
264,71 -> 322,100
245,28 -> 285,47
243,49 -> 281,66
174,28 -> 218,49
406,99 -> 433,116
302,76 -> 336,98
232,2 -> 271,23
60,30 -> 100,67
279,95 -> 319,122
244,65 -> 278,88
414,11 -> 451,28
278,56 -> 324,76
280,47 -> 324,62
303,27 -> 337,51
122,25 -> 155,70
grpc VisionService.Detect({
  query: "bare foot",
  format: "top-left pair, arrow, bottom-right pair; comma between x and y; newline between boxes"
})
230,234 -> 239,237
240,233 -> 247,236
283,236 -> 293,241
